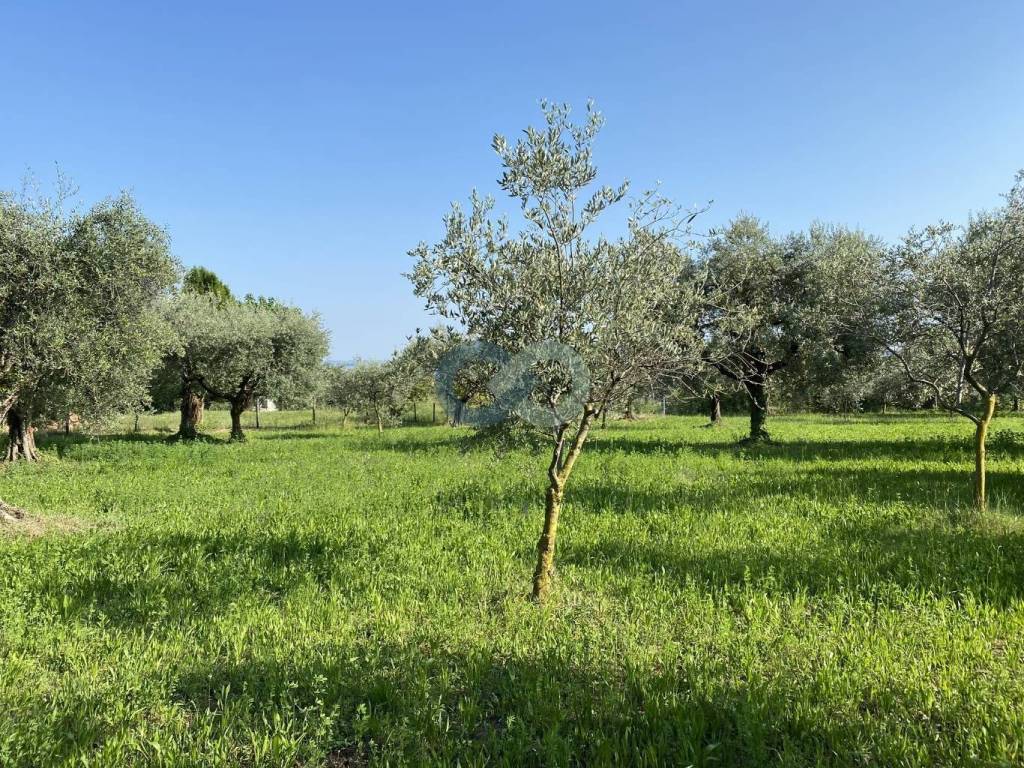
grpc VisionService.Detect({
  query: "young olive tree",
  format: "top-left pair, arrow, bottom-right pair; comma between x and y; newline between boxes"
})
351,361 -> 407,432
165,294 -> 328,441
323,363 -> 362,427
409,102 -> 712,601
872,175 -> 1024,510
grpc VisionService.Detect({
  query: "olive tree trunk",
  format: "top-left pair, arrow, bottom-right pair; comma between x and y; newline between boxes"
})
623,397 -> 637,420
744,380 -> 770,441
974,393 -> 997,511
532,409 -> 596,602
177,382 -> 204,439
229,401 -> 247,442
5,408 -> 38,462
0,399 -> 27,520
709,392 -> 722,426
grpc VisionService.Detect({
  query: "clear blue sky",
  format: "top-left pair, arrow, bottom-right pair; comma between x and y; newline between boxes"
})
3,1 -> 1022,359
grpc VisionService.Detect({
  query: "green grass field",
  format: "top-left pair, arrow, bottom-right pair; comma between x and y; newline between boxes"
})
2,412 -> 1023,766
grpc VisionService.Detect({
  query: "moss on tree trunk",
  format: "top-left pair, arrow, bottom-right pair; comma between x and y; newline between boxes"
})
531,409 -> 596,602
532,482 -> 564,600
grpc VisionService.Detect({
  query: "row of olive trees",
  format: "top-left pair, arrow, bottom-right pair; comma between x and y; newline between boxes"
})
405,101 -> 1024,600
694,202 -> 1024,440
315,334 -> 435,432
692,179 -> 1024,510
0,188 -> 329,523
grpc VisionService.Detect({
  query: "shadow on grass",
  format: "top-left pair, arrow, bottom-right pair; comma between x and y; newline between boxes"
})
159,639 -> 987,766
560,518 -> 1024,607
40,431 -> 226,454
565,465 -> 1024,514
34,528 -> 367,628
584,434 -> 1024,463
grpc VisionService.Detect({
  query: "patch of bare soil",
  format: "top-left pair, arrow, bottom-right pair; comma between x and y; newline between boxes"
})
0,502 -> 90,538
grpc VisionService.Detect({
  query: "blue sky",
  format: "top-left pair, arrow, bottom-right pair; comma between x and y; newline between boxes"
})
3,1 -> 1022,359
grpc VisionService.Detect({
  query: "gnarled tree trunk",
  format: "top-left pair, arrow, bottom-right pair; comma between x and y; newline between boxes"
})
0,399 -> 26,519
0,400 -> 29,520
229,400 -> 247,442
709,392 -> 722,426
623,397 -> 637,420
974,393 -> 997,511
5,408 -> 38,462
744,380 -> 770,442
177,382 -> 204,439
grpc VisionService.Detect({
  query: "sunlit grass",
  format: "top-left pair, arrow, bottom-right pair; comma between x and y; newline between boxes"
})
1,411 -> 1023,766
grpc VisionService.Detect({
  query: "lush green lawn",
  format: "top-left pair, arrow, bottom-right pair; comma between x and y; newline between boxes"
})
2,411 -> 1023,766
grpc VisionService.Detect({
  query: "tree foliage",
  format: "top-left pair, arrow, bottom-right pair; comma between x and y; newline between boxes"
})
1,186 -> 177,463
164,294 -> 329,440
702,217 -> 885,439
867,173 -> 1024,508
409,102 -> 717,600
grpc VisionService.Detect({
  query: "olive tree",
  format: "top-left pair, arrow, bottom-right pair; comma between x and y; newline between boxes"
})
352,361 -> 407,432
323,363 -> 362,427
0,188 -> 176,519
704,218 -> 884,440
870,174 -> 1024,509
158,266 -> 236,437
165,294 -> 328,441
403,326 -> 493,425
701,217 -> 798,440
409,102 -> 713,601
